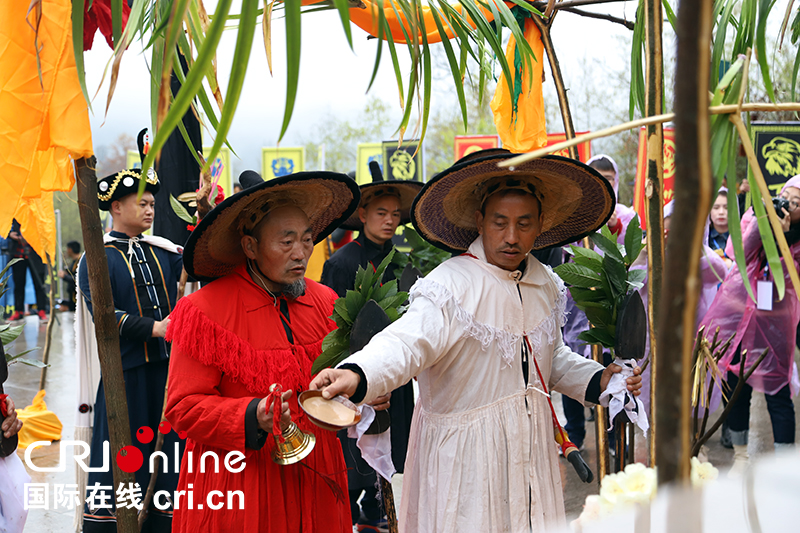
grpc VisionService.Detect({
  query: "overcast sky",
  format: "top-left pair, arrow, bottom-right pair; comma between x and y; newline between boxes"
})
83,1 -> 646,173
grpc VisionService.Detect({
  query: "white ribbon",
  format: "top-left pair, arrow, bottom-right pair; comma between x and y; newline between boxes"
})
347,405 -> 396,482
125,235 -> 141,259
599,357 -> 649,432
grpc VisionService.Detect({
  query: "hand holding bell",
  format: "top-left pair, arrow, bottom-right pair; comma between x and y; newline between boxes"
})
266,384 -> 315,466
258,386 -> 292,434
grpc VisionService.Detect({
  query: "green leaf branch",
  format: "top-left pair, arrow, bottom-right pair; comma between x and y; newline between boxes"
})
554,215 -> 645,350
311,248 -> 408,375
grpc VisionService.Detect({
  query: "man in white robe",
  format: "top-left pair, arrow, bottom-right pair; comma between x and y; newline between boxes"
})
312,151 -> 642,532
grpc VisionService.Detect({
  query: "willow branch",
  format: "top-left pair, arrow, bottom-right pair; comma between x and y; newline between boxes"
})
534,0 -> 630,9
560,7 -> 635,29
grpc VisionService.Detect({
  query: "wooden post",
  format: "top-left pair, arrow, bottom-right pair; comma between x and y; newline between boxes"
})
643,0 -> 665,468
75,157 -> 139,533
38,254 -> 57,391
656,0 -> 713,487
590,327 -> 610,480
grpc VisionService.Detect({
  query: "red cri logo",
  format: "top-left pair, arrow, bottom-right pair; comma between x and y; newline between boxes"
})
113,424 -> 186,473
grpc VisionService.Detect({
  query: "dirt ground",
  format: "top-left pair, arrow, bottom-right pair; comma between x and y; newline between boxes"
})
5,312 -> 799,531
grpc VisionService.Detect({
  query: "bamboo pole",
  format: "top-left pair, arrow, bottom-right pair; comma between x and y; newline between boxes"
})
38,255 -> 57,391
75,157 -> 139,533
590,261 -> 610,480
656,0 -> 713,488
498,103 -> 800,168
643,0 -> 664,468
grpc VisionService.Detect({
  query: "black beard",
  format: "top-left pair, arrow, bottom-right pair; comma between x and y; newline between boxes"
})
282,279 -> 306,299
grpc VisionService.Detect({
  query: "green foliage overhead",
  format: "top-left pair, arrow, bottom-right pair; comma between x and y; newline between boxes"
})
553,216 -> 645,350
78,0 -> 539,187
312,248 -> 408,374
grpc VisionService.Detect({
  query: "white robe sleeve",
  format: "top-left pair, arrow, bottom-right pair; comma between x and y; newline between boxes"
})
547,327 -> 604,406
340,292 -> 457,405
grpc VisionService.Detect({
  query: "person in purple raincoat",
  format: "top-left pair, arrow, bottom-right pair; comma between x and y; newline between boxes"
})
699,176 -> 800,474
585,155 -> 638,242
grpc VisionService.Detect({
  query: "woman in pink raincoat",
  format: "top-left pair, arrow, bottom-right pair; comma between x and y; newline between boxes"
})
699,176 -> 800,472
586,155 -> 638,242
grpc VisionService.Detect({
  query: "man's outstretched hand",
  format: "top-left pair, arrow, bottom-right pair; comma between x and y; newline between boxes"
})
309,369 -> 361,401
600,364 -> 643,396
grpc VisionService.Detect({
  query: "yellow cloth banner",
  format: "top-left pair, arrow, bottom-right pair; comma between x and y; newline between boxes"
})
490,19 -> 547,154
15,390 -> 63,449
0,0 -> 93,258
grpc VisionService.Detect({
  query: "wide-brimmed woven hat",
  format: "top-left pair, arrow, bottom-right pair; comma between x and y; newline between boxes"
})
184,171 -> 360,281
97,129 -> 160,211
411,149 -> 616,252
340,161 -> 423,230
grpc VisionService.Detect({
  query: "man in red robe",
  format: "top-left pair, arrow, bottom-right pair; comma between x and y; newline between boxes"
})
164,171 -> 362,532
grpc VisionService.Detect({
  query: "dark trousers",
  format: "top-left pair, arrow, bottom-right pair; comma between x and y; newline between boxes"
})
726,344 -> 796,444
11,257 -> 47,312
562,395 -> 586,448
727,369 -> 796,444
349,486 -> 382,524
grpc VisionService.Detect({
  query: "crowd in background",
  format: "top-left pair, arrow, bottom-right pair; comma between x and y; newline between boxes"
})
1,219 -> 81,321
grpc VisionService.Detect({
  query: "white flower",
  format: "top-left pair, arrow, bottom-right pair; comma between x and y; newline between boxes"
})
691,457 -> 719,487
618,463 -> 657,504
599,472 -> 626,506
575,495 -> 610,527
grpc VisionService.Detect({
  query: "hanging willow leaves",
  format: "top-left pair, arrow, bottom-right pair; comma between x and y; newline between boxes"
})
711,0 -> 737,87
205,0 -> 259,170
629,0 -> 646,120
70,0 -> 91,111
747,160 -> 786,299
105,0 -> 149,120
755,0 -> 778,102
278,0 -> 302,142
140,0 -> 233,181
429,6 -> 467,130
111,0 -> 122,50
157,0 -> 192,131
790,5 -> 800,102
331,0 -> 353,49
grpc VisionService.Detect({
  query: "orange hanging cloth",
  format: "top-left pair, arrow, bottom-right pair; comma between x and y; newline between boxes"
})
0,0 -> 94,258
490,12 -> 547,154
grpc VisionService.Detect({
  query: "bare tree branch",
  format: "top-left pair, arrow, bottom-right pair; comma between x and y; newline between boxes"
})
560,7 -> 635,29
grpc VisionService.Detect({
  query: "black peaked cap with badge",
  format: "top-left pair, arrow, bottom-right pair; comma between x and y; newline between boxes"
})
97,129 -> 160,211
